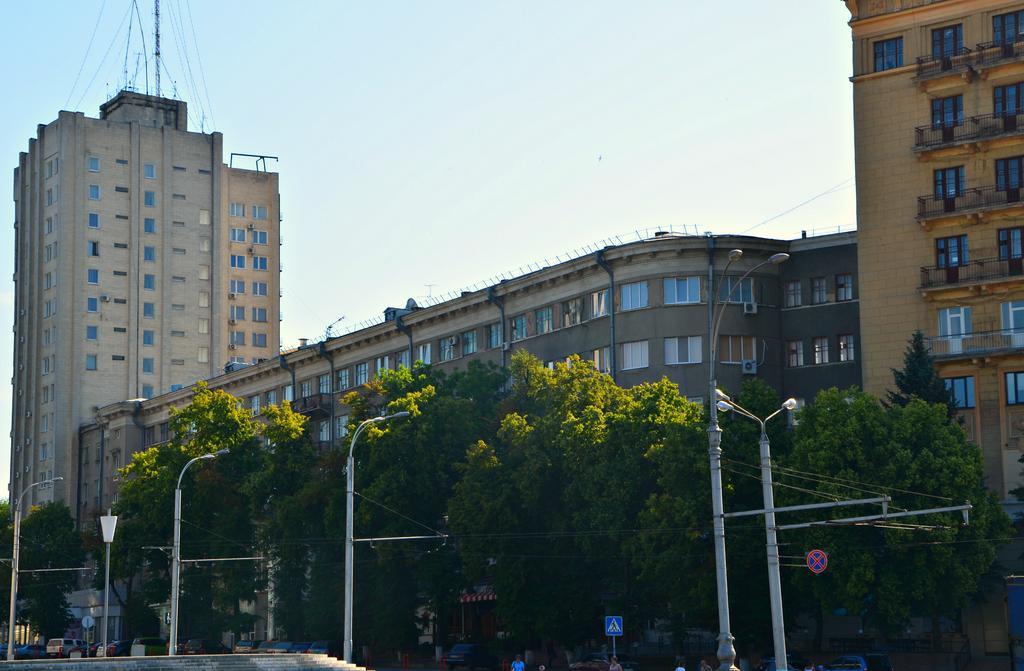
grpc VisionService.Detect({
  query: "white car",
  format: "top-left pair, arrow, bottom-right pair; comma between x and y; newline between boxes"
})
46,638 -> 85,658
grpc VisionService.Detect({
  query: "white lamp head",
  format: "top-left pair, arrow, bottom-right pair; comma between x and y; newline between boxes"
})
716,400 -> 733,413
727,249 -> 743,261
100,514 -> 118,544
714,389 -> 731,402
782,398 -> 799,411
769,253 -> 790,265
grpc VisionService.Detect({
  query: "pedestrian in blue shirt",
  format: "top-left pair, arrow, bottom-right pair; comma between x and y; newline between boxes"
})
513,655 -> 526,671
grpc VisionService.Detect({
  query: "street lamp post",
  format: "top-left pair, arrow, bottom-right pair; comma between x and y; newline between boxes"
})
707,247 -> 788,671
99,510 -> 118,656
169,449 -> 228,657
717,394 -> 799,671
344,411 -> 410,664
7,476 -> 63,661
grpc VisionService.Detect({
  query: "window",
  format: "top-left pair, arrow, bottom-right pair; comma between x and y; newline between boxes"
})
87,269 -> 99,284
995,83 -> 1024,117
621,281 -> 648,311
665,336 -> 702,365
230,228 -> 246,242
86,354 -> 97,371
397,349 -> 410,369
591,289 -> 609,317
252,230 -> 268,245
535,307 -> 553,334
997,156 -> 1024,192
144,218 -> 156,233
252,205 -> 268,220
318,421 -> 330,442
787,340 -> 804,367
945,376 -> 975,409
462,330 -> 477,355
88,212 -> 100,229
230,305 -> 246,321
230,254 -> 246,269
198,346 -> 209,363
230,331 -> 246,346
836,274 -> 853,301
621,340 -> 649,370
1002,300 -> 1024,332
88,240 -> 100,257
144,163 -> 156,179
252,307 -> 268,322
439,337 -> 455,361
376,355 -> 391,374
1008,372 -> 1024,405
86,325 -> 98,341
42,356 -> 51,375
198,291 -> 209,308
319,374 -> 331,394
252,282 -> 268,296
142,358 -> 154,374
41,415 -> 49,433
144,246 -> 156,262
934,166 -> 965,199
87,297 -> 99,312
784,280 -> 801,308
230,202 -> 245,217
143,302 -> 155,318
719,335 -> 756,364
416,343 -> 432,364
355,362 -> 369,385
170,384 -> 183,392
813,337 -> 830,364
718,277 -> 753,304
336,414 -> 350,438
931,24 -> 963,60
143,274 -> 155,290
337,368 -> 350,390
592,346 -> 611,374
198,318 -> 209,334
561,298 -> 582,327
936,235 -> 968,268
931,95 -> 964,129
939,306 -> 973,337
200,238 -> 210,252
873,37 -> 903,72
230,279 -> 246,294
510,315 -> 527,341
487,323 -> 502,349
144,191 -> 155,207
839,334 -> 856,362
46,157 -> 58,178
250,395 -> 261,415
811,277 -> 827,304
143,330 -> 154,346
88,156 -> 100,172
266,389 -> 277,406
86,184 -> 100,201
253,256 -> 269,271
664,277 -> 701,304
994,10 -> 1024,45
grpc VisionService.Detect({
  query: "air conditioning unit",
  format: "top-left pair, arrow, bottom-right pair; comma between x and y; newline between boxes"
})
229,319 -> 238,325
502,342 -> 511,351
228,343 -> 237,350
25,411 -> 32,418
247,247 -> 254,254
741,359 -> 758,375
229,293 -> 237,300
743,302 -> 758,315
447,335 -> 459,346
100,294 -> 111,302
247,223 -> 255,230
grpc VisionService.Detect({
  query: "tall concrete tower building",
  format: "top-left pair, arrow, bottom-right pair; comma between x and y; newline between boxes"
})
10,91 -> 281,511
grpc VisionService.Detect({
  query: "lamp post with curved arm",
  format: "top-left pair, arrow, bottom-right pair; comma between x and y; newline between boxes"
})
716,394 -> 798,671
168,449 -> 228,656
7,476 -> 63,661
707,248 -> 788,671
344,411 -> 410,663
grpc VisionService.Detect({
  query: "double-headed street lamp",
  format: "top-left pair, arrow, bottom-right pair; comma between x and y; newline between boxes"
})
706,247 -> 788,671
344,411 -> 410,663
7,476 -> 63,661
168,449 -> 228,656
717,392 -> 798,671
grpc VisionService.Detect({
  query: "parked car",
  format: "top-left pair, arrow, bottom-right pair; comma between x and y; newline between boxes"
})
185,638 -> 231,654
234,640 -> 262,654
290,641 -> 312,653
757,652 -> 809,671
105,640 -> 132,658
46,638 -> 86,658
446,643 -> 499,670
130,637 -> 168,656
15,644 -> 47,660
823,654 -> 892,671
270,641 -> 294,654
305,640 -> 341,656
256,640 -> 277,654
569,653 -> 639,671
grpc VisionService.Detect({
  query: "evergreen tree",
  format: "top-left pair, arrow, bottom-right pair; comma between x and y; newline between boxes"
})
888,331 -> 958,420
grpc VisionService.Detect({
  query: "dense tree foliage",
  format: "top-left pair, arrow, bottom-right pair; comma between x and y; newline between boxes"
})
887,331 -> 958,420
18,502 -> 85,639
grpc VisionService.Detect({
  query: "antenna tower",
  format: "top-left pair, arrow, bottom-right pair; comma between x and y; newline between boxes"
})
154,0 -> 161,96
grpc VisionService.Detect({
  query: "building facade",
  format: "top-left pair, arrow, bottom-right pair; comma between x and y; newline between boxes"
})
10,91 -> 281,509
75,231 -> 859,522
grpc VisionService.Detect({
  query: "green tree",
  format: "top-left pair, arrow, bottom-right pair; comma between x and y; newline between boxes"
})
887,331 -> 957,420
18,502 -> 85,639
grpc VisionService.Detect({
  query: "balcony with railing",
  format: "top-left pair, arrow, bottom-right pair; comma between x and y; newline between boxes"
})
924,329 -> 1024,358
919,256 -> 1024,290
975,37 -> 1024,71
917,184 -> 1024,221
915,111 -> 1024,151
291,393 -> 333,418
915,39 -> 1024,84
915,47 -> 974,81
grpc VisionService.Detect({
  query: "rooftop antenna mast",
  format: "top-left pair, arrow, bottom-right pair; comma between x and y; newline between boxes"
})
154,0 -> 161,96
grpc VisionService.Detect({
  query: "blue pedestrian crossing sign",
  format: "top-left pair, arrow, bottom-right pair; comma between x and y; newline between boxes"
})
605,616 -> 623,637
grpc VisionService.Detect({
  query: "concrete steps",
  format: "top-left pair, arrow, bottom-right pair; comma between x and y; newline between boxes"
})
0,653 -> 369,671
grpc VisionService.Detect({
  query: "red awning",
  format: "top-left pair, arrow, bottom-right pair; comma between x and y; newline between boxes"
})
460,587 -> 497,603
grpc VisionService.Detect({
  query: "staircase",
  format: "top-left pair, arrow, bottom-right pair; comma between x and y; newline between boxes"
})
0,654 -> 370,670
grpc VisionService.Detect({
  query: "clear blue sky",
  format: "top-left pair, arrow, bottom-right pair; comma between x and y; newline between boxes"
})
0,1 -> 856,495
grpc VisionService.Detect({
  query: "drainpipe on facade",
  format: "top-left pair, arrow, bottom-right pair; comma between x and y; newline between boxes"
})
278,354 -> 296,402
395,314 -> 414,370
486,285 -> 507,370
317,341 -> 337,448
595,249 -> 617,382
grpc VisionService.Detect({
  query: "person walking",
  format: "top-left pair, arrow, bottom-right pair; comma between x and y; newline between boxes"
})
513,654 -> 526,671
609,656 -> 623,671
674,659 -> 686,671
699,660 -> 712,671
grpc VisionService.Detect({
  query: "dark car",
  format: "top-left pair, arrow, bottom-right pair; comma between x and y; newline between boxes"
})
757,652 -> 809,671
270,641 -> 294,654
185,638 -> 231,654
15,644 -> 47,660
105,640 -> 132,658
446,643 -> 499,670
570,653 -> 639,671
824,654 -> 893,671
234,640 -> 262,654
256,640 -> 277,654
290,641 -> 312,654
306,640 -> 341,656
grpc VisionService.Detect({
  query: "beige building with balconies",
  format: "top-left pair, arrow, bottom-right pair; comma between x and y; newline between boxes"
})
10,90 -> 281,510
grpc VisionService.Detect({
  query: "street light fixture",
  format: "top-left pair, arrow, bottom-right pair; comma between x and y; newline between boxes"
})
717,395 -> 798,671
168,449 -> 228,656
7,476 -> 63,661
99,510 -> 118,656
344,411 -> 410,663
706,247 -> 788,671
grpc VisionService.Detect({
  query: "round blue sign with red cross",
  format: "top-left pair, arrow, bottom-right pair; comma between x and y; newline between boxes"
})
806,549 -> 828,574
